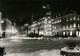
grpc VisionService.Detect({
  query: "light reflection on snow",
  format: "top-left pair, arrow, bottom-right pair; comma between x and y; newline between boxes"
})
1,36 -> 61,56
10,36 -> 43,40
4,49 -> 61,56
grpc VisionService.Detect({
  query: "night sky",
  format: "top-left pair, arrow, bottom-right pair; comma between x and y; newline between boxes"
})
0,0 -> 80,26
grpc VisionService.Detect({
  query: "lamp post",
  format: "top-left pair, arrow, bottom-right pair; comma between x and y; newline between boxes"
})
37,22 -> 40,36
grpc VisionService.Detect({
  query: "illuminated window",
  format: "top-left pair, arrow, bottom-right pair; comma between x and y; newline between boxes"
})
43,18 -> 44,19
76,31 -> 78,36
66,25 -> 68,28
67,19 -> 68,21
73,23 -> 76,27
70,31 -> 72,36
55,26 -> 56,29
59,14 -> 60,16
63,32 -> 65,35
70,18 -> 72,21
60,19 -> 61,22
63,26 -> 65,29
56,15 -> 57,17
78,24 -> 80,27
51,19 -> 53,21
70,24 -> 72,28
52,22 -> 54,24
48,21 -> 51,23
73,17 -> 76,20
79,31 -> 80,36
45,19 -> 47,21
78,17 -> 79,20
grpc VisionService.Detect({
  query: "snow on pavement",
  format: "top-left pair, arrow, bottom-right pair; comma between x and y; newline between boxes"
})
4,49 -> 61,56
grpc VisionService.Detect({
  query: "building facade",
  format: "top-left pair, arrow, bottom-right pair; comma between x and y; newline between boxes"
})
52,12 -> 80,37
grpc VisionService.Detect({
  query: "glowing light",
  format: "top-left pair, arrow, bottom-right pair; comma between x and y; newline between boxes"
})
48,21 -> 51,23
79,31 -> 80,36
24,24 -> 28,26
63,32 -> 65,35
73,17 -> 76,20
58,20 -> 59,23
47,16 -> 51,18
76,31 -> 78,36
45,18 -> 47,21
67,19 -> 68,21
1,21 -> 4,23
55,26 -> 56,29
59,14 -> 61,16
73,23 -> 76,27
78,24 -> 80,27
63,26 -> 65,29
56,15 -> 57,17
42,18 -> 44,19
66,25 -> 68,28
70,18 -> 72,21
60,19 -> 61,22
51,19 -> 53,21
70,31 -> 72,36
78,17 -> 79,20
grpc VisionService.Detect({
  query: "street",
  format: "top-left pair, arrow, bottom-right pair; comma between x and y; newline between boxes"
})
0,37 -> 63,56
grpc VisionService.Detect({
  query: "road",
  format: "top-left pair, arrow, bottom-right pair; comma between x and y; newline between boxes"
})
0,37 -> 63,56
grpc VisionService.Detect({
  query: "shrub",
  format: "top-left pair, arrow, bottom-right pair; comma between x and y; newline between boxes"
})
64,39 -> 79,50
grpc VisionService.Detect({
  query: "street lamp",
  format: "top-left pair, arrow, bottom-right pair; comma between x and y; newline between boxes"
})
37,22 -> 40,36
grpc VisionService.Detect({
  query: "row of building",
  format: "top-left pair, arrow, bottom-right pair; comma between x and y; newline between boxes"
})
25,11 -> 80,37
0,12 -> 18,37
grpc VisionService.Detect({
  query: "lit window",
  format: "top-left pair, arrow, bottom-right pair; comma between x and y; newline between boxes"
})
76,31 -> 78,36
78,17 -> 79,20
63,32 -> 65,35
79,31 -> 80,36
78,24 -> 80,27
70,31 -> 72,36
45,19 -> 47,21
63,26 -> 65,28
52,22 -> 54,24
43,18 -> 44,19
60,19 -> 61,22
48,16 -> 51,18
55,26 -> 56,29
56,15 -> 57,17
73,23 -> 76,27
70,18 -> 72,21
58,20 -> 60,23
51,19 -> 53,21
73,17 -> 76,20
70,24 -> 72,28
67,19 -> 68,21
48,21 -> 51,23
66,25 -> 68,28
59,14 -> 60,16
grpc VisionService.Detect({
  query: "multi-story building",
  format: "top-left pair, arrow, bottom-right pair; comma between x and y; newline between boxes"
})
30,16 -> 52,36
2,18 -> 18,37
52,11 -> 80,37
30,21 -> 38,34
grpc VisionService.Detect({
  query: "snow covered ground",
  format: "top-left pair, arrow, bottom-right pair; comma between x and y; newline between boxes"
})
0,36 -> 62,56
4,49 -> 61,56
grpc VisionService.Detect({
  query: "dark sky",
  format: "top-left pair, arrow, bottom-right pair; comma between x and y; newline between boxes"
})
0,0 -> 80,26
